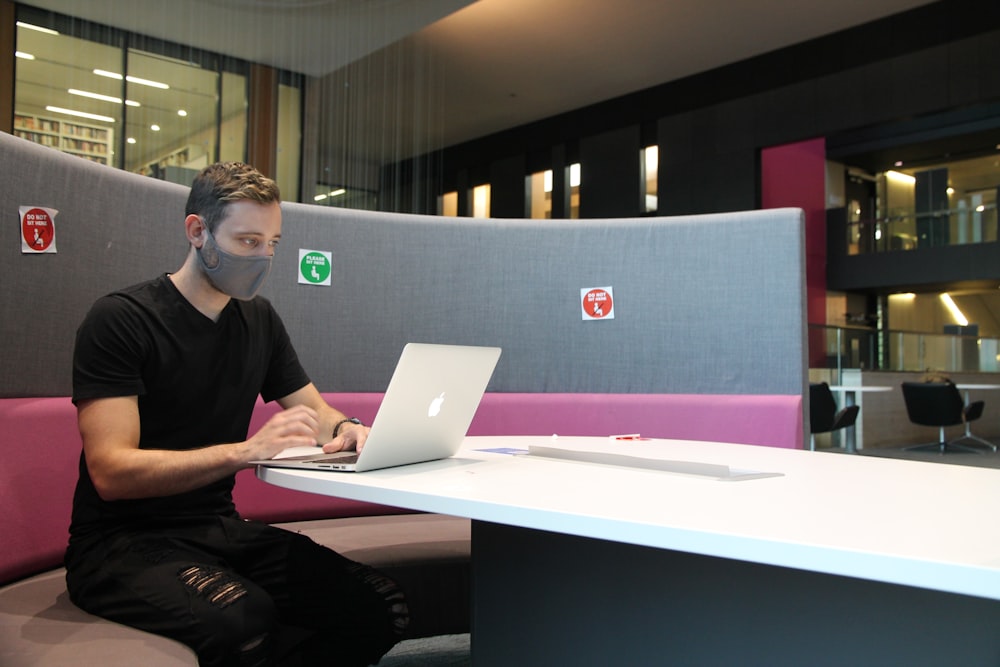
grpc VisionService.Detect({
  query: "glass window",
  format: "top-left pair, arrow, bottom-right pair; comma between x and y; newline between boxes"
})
567,163 -> 581,219
124,49 -> 219,183
438,191 -> 458,216
13,9 -> 256,183
313,184 -> 377,210
14,20 -> 123,167
472,184 -> 491,218
219,71 -> 247,164
276,79 -> 302,202
526,169 -> 552,219
642,145 -> 658,213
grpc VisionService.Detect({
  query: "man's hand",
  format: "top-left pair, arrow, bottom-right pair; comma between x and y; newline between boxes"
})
246,404 -> 322,460
276,383 -> 369,455
321,421 -> 370,454
79,396 -> 323,501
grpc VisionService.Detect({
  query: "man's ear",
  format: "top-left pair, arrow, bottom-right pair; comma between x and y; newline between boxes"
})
184,214 -> 206,247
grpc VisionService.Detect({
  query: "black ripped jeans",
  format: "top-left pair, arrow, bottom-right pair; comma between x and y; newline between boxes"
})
65,515 -> 408,667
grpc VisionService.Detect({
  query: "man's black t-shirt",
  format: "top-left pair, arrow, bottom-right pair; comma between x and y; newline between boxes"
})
68,274 -> 310,543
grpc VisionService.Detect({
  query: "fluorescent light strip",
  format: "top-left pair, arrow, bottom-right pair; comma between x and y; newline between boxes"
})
93,69 -> 169,90
68,88 -> 141,107
16,21 -> 58,35
15,51 -> 35,60
886,170 -> 916,185
69,88 -> 120,103
45,106 -> 115,123
93,69 -> 123,80
940,293 -> 969,327
127,75 -> 170,90
67,88 -> 142,107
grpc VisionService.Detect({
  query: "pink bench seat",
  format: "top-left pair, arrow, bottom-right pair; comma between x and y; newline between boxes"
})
1,391 -> 801,664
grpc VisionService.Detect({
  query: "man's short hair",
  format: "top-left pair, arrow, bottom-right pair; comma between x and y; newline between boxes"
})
185,162 -> 281,232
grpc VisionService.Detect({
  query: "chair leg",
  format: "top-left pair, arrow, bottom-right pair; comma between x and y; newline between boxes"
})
904,441 -> 984,454
959,423 -> 997,452
904,426 -> 985,454
904,426 -> 946,453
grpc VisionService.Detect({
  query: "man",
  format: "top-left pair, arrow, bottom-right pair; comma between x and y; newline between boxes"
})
65,162 -> 407,666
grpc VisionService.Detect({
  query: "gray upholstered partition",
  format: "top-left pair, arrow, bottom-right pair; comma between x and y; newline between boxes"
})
1,131 -> 806,398
1,134 -> 187,396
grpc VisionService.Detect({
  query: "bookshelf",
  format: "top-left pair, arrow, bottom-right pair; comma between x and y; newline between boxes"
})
13,113 -> 114,166
136,144 -> 207,179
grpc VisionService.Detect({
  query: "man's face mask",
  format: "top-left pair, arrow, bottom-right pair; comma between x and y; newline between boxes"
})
196,224 -> 271,301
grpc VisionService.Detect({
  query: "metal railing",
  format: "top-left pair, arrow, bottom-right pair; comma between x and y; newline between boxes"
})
845,204 -> 998,255
809,324 -> 1000,374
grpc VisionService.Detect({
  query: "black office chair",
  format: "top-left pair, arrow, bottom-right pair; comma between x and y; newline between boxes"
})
808,382 -> 860,451
900,381 -> 993,454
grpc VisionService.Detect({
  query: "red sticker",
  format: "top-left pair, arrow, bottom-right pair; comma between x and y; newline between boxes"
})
22,207 -> 54,252
582,288 -> 613,319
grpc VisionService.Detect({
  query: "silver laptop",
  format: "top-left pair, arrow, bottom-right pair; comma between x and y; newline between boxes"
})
253,343 -> 501,472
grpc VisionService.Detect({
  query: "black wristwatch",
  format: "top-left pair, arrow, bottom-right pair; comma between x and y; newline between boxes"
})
333,417 -> 362,438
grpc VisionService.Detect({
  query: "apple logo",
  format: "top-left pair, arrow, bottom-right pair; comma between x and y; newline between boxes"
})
428,392 -> 445,417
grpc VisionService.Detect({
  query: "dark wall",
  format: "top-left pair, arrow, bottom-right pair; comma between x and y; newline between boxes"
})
488,154 -> 527,218
386,0 -> 1000,220
578,126 -> 641,219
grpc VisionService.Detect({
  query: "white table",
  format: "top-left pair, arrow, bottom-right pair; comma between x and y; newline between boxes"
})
827,384 -> 892,452
258,436 -> 1000,665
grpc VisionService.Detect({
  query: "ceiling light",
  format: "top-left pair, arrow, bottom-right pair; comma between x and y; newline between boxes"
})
127,75 -> 169,90
329,189 -> 346,197
177,109 -> 188,117
16,21 -> 58,35
15,51 -> 35,60
69,88 -> 119,104
894,161 -> 903,167
93,69 -> 170,90
314,194 -> 328,202
150,124 -> 161,131
93,69 -> 123,80
127,137 -> 136,144
45,106 -> 115,123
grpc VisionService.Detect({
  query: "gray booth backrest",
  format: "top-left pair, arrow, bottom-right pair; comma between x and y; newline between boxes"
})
1,131 -> 806,397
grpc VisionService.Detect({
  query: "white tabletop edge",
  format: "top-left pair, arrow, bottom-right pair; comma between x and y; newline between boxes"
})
256,435 -> 1000,602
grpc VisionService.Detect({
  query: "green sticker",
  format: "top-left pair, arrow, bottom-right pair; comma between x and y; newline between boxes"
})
300,251 -> 331,284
